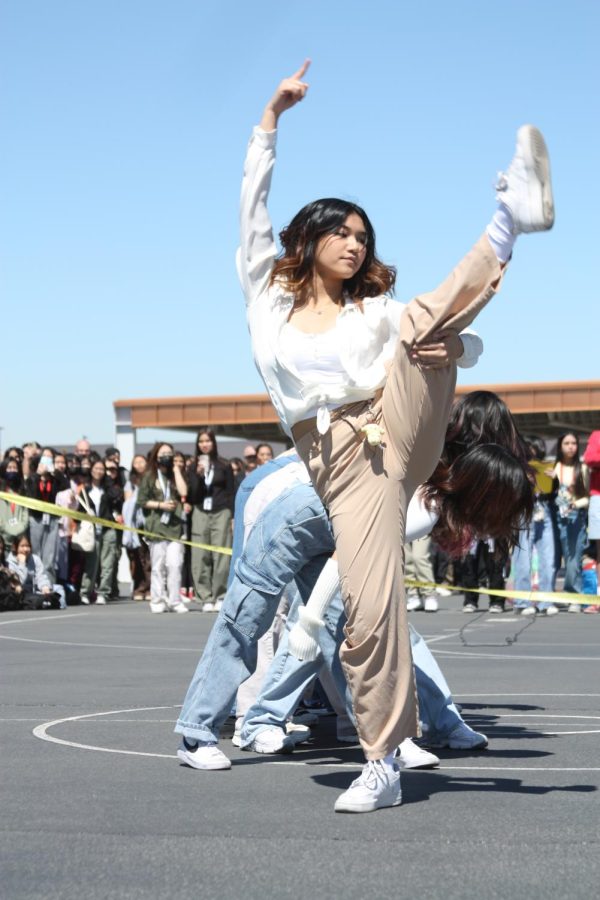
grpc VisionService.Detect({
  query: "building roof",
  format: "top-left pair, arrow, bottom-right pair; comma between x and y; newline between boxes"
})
114,379 -> 600,442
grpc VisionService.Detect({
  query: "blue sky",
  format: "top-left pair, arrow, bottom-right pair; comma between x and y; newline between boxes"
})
1,0 -> 598,450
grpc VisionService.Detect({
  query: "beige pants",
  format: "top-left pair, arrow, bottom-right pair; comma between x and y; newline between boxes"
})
295,234 -> 503,759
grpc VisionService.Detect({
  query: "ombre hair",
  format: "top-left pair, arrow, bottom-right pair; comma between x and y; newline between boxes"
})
270,198 -> 396,304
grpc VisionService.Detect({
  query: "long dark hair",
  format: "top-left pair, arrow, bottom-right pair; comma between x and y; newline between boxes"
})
270,198 -> 396,304
146,442 -> 175,484
423,391 -> 534,556
555,432 -> 586,499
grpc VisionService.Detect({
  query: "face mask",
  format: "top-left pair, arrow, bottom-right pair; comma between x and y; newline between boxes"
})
70,466 -> 81,476
4,471 -> 19,484
40,456 -> 54,469
157,456 -> 174,470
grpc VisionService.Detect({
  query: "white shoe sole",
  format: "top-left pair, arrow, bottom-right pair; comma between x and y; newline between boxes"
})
177,748 -> 231,770
334,791 -> 402,813
519,124 -> 555,231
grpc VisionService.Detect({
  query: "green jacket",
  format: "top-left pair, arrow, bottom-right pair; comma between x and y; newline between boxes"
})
136,473 -> 185,542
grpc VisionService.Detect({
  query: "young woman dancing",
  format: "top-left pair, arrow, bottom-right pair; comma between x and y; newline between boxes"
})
238,61 -> 553,812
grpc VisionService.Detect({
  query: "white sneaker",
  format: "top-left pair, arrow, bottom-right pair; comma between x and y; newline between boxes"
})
202,601 -> 216,612
80,595 -> 91,605
177,738 -> 231,770
213,598 -> 224,612
424,595 -> 439,613
568,603 -> 581,613
431,721 -> 488,750
406,591 -> 423,611
243,725 -> 309,754
149,600 -> 168,613
168,602 -> 189,614
436,586 -> 452,598
463,602 -> 478,613
397,738 -> 439,769
520,605 -> 537,616
334,760 -> 402,814
544,604 -> 559,616
495,125 -> 554,233
286,722 -> 311,741
95,594 -> 107,605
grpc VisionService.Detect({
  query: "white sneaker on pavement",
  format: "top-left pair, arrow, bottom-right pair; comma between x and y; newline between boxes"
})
80,595 -> 91,605
520,605 -> 537,616
436,586 -> 452,598
406,591 -> 423,612
568,603 -> 581,613
431,721 -> 488,750
424,595 -> 439,613
544,604 -> 559,616
177,738 -> 231,770
334,760 -> 402,814
397,738 -> 439,769
202,601 -> 217,612
95,594 -> 107,605
242,726 -> 297,754
168,602 -> 189,614
150,600 -> 168,613
495,125 -> 554,233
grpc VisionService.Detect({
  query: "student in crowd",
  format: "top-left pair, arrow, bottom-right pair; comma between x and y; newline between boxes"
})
123,454 -> 151,600
187,430 -> 234,612
512,435 -> 559,616
80,459 -> 124,605
137,443 -> 189,614
583,431 -> 600,612
8,534 -> 54,600
553,432 -> 590,608
24,446 -> 60,582
255,443 -> 274,465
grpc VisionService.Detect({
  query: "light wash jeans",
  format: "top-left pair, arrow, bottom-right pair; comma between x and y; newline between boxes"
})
149,541 -> 184,606
240,591 -> 464,745
512,501 -> 557,609
556,509 -> 588,594
175,480 -> 333,741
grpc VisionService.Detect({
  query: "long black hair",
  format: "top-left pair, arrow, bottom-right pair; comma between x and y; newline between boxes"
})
423,391 -> 534,556
555,432 -> 586,499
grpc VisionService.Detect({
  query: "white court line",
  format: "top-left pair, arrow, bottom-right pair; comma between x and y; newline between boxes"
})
456,693 -> 600,697
432,649 -> 600,661
33,706 -> 600,764
0,612 -> 88,627
0,635 -> 199,652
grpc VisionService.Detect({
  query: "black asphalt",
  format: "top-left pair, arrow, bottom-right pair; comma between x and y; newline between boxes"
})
2,599 -> 600,899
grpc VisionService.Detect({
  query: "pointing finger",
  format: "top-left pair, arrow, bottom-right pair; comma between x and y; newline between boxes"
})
292,58 -> 311,80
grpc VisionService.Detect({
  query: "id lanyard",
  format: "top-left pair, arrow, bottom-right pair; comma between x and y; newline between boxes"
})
203,464 -> 214,512
39,479 -> 52,526
157,472 -> 172,524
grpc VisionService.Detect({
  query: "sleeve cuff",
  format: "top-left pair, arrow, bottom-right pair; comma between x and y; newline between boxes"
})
252,126 -> 278,149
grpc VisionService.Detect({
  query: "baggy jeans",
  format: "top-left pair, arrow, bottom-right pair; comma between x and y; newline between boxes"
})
295,234 -> 503,759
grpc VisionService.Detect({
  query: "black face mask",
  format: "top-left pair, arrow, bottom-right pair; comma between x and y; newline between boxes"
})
4,472 -> 19,484
157,456 -> 174,471
69,466 -> 82,476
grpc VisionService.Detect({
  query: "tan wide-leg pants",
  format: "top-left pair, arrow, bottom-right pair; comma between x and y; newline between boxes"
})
295,234 -> 504,759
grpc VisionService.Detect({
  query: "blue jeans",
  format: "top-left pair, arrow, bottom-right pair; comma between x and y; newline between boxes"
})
512,501 -> 557,609
175,481 -> 334,741
556,509 -> 588,594
240,599 -> 464,745
228,455 -> 299,589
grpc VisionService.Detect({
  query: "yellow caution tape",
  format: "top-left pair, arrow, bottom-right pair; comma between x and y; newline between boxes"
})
0,491 -> 232,556
406,578 -> 594,607
1,492 -> 593,600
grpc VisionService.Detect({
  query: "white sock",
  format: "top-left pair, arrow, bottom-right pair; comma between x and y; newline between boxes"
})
486,203 -> 517,263
375,751 -> 398,775
288,557 -> 340,660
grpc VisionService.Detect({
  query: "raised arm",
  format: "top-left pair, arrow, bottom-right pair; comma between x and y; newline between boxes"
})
236,61 -> 311,306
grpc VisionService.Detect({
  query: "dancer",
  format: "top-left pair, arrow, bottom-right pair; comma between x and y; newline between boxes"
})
240,391 -> 532,752
176,392 -> 533,767
237,60 -> 553,812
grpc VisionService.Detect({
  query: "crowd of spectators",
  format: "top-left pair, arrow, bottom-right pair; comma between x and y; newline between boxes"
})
0,433 -> 274,612
1,429 -> 598,615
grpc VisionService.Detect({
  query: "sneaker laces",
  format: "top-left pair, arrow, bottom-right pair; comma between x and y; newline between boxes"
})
352,760 -> 387,790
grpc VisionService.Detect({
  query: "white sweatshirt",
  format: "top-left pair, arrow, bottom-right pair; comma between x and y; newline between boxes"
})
237,127 -> 484,437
